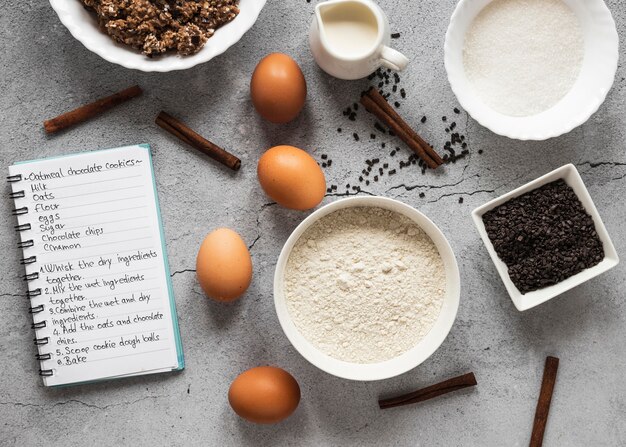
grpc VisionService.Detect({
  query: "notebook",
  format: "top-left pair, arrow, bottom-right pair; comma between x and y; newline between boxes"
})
8,144 -> 184,386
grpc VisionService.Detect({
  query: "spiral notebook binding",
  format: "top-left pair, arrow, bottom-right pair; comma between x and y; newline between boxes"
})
15,223 -> 31,232
18,240 -> 35,249
10,174 -> 54,378
33,337 -> 49,346
26,288 -> 42,299
29,304 -> 44,314
23,272 -> 39,282
12,206 -> 29,216
21,256 -> 37,265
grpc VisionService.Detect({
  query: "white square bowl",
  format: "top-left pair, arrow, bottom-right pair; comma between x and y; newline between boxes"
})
471,164 -> 619,311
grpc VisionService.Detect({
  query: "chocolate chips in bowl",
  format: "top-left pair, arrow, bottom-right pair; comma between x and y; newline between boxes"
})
472,164 -> 619,311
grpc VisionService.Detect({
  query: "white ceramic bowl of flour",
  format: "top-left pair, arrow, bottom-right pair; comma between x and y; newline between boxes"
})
444,0 -> 618,140
274,197 -> 460,381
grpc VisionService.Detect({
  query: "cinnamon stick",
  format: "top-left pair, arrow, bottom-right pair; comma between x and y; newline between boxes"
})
368,89 -> 444,166
529,357 -> 559,447
361,95 -> 438,169
44,85 -> 143,134
378,372 -> 477,410
361,88 -> 444,168
156,111 -> 241,171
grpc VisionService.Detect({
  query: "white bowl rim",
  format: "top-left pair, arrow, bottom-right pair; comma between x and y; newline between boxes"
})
48,0 -> 267,72
444,0 -> 619,140
471,164 -> 620,311
273,196 -> 461,381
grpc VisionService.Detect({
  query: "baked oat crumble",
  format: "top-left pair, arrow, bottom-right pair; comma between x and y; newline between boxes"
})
80,0 -> 240,56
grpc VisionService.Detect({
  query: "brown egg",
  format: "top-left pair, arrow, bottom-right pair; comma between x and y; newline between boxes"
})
251,53 -> 307,123
196,228 -> 252,302
257,145 -> 326,210
228,366 -> 301,424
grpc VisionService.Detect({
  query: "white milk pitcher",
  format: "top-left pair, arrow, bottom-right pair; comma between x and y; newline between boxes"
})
309,0 -> 409,80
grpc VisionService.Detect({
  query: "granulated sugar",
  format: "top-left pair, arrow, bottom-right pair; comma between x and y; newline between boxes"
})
463,0 -> 584,117
284,207 -> 446,364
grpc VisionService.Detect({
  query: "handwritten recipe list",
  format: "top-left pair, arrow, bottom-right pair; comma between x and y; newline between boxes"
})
9,145 -> 183,386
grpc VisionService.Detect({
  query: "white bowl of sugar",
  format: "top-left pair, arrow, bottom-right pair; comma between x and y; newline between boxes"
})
444,0 -> 618,140
273,197 -> 460,381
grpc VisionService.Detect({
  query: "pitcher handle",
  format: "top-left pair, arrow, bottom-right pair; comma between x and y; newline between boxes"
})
380,46 -> 409,72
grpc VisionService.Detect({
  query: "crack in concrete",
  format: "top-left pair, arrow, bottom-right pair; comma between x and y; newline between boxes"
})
385,174 -> 479,194
247,234 -> 261,251
426,188 -> 496,203
324,190 -> 375,198
424,174 -> 525,203
0,293 -> 23,298
170,269 -> 196,277
248,201 -> 278,252
0,395 -> 165,411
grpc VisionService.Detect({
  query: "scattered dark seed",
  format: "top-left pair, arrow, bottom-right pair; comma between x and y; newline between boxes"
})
458,197 -> 464,204
442,116 -> 447,122
353,133 -> 360,141
419,192 -> 425,198
374,122 -> 386,133
391,32 -> 401,39
454,107 -> 460,114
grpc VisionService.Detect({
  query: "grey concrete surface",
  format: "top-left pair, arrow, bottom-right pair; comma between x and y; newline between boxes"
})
1,1 -> 625,446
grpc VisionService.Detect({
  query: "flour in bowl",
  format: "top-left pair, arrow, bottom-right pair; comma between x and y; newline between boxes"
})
284,207 -> 446,364
463,0 -> 584,117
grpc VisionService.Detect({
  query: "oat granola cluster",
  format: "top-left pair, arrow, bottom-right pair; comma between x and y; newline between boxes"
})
81,0 -> 240,56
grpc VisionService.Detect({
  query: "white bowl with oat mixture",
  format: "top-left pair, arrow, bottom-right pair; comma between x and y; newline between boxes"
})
49,0 -> 266,72
274,197 -> 460,381
444,0 -> 618,140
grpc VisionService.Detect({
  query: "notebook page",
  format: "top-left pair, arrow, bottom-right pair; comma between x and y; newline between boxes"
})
9,144 -> 181,386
